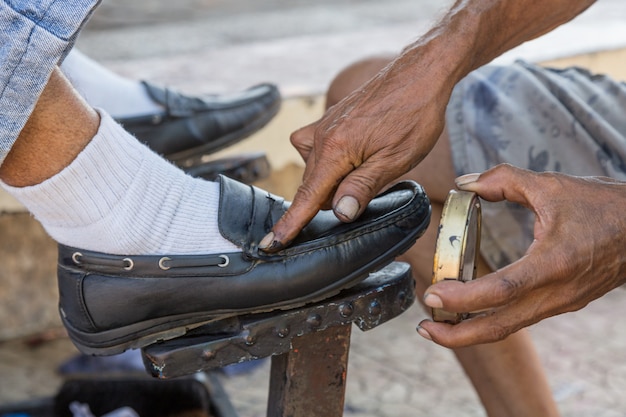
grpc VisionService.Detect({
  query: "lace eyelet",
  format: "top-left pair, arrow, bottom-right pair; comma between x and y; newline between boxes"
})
72,252 -> 83,264
159,257 -> 171,270
218,255 -> 230,268
123,258 -> 134,271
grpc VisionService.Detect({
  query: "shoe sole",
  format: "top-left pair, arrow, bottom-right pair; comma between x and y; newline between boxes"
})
61,212 -> 429,356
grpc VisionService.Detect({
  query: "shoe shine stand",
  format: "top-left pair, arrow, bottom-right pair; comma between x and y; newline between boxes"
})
140,262 -> 415,417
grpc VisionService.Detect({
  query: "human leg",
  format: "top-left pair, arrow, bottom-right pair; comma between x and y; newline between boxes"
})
326,56 -> 560,417
0,60 -> 429,355
0,68 -> 237,255
60,49 -> 164,118
61,49 -> 281,162
0,0 -> 100,166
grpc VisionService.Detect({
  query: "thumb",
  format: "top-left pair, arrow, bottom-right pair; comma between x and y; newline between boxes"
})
454,164 -> 539,207
331,159 -> 407,222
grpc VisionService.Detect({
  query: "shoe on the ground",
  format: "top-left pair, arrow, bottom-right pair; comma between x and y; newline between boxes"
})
58,175 -> 431,356
116,82 -> 281,163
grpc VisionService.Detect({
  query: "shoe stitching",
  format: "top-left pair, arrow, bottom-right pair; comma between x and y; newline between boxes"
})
71,252 -> 232,272
266,190 -> 430,257
63,185 -> 429,272
73,271 -> 98,332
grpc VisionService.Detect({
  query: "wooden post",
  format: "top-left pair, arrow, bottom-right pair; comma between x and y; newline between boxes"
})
267,324 -> 352,417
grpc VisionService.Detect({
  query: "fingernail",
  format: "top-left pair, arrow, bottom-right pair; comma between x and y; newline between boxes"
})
416,326 -> 432,341
259,232 -> 275,250
455,173 -> 480,188
423,293 -> 443,309
335,196 -> 360,221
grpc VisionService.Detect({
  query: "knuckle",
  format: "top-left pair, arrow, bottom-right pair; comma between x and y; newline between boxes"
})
536,171 -> 565,192
289,128 -> 307,148
493,274 -> 523,301
294,182 -> 323,204
489,163 -> 516,177
556,287 -> 590,314
567,299 -> 590,313
347,171 -> 379,196
497,163 -> 516,172
480,311 -> 515,342
487,323 -> 512,342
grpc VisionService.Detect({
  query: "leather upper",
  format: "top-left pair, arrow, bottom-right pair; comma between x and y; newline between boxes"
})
116,82 -> 281,160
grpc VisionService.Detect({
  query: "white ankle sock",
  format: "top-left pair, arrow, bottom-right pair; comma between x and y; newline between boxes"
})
61,49 -> 163,118
0,111 -> 240,256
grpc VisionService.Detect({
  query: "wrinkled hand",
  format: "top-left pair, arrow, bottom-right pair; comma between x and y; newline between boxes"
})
261,56 -> 453,251
418,164 -> 626,348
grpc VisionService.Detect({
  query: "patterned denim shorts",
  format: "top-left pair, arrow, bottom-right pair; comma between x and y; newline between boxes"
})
446,60 -> 626,269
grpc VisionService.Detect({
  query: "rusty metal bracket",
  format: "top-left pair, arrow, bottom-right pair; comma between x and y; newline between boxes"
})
141,262 -> 414,380
267,324 -> 352,417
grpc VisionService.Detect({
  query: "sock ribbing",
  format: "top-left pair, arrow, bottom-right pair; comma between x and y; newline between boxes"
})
61,49 -> 163,118
1,111 -> 239,255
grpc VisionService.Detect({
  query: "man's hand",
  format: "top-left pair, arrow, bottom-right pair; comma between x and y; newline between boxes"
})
418,164 -> 626,348
258,53 -> 452,251
258,0 -> 596,252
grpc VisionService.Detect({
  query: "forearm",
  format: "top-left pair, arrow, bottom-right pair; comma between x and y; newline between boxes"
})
264,0 -> 597,250
394,0 -> 596,96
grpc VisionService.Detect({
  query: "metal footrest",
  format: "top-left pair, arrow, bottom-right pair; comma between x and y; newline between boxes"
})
141,262 -> 414,379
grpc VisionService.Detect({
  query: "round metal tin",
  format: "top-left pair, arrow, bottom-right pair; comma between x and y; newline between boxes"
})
431,190 -> 481,323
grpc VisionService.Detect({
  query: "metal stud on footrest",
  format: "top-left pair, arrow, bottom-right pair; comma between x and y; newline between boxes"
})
141,262 -> 414,379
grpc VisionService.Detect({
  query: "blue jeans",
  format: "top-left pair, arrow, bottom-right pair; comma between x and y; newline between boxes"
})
0,0 -> 100,165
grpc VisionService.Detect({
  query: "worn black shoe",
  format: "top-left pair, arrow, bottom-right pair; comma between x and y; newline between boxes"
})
116,82 -> 281,163
58,175 -> 430,356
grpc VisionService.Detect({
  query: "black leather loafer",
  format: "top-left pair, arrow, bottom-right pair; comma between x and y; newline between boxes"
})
116,82 -> 281,163
58,175 -> 430,356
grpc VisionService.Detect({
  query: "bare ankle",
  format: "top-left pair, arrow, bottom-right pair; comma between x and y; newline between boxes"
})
0,68 -> 99,187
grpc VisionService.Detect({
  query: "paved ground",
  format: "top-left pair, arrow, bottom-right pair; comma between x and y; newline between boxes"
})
2,289 -> 626,416
1,1 -> 626,416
